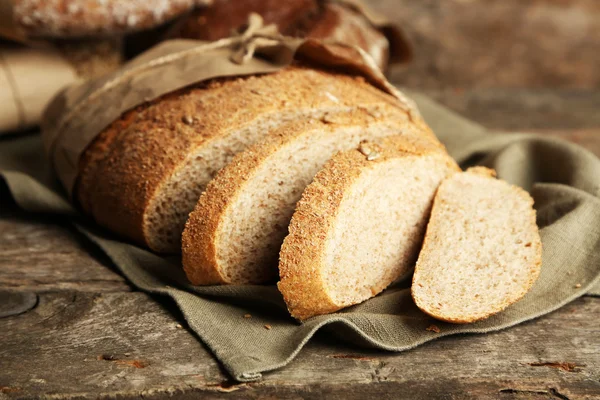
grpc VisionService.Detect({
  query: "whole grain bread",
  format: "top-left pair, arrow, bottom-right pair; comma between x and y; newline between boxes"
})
277,135 -> 459,320
182,108 -> 438,285
411,167 -> 542,323
14,0 -> 210,38
78,66 -> 411,253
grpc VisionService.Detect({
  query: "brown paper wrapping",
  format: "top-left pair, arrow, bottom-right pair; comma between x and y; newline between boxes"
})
42,15 -> 418,199
0,42 -> 79,134
335,0 -> 412,63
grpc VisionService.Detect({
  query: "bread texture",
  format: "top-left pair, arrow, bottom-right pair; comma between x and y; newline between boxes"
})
77,66 -> 410,253
14,0 -> 209,38
411,167 -> 542,323
182,108 -> 435,285
277,135 -> 459,320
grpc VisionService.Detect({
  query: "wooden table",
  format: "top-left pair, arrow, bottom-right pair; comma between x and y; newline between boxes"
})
1,88 -> 599,399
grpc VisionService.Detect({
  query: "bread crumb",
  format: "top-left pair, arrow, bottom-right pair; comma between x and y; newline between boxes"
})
575,283 -> 582,288
358,142 -> 380,160
264,324 -> 272,330
243,314 -> 252,319
426,324 -> 441,333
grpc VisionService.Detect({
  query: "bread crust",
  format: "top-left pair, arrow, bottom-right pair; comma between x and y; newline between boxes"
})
79,67 -> 410,250
182,108 -> 424,285
411,167 -> 543,324
278,135 -> 459,320
14,0 -> 208,38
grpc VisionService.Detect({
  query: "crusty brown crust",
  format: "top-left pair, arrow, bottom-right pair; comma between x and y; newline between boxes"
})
14,0 -> 208,38
182,108 -> 422,285
278,135 -> 459,320
81,66 -> 411,251
411,167 -> 543,324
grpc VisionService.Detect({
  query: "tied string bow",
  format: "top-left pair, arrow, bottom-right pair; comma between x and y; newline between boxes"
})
229,13 -> 282,64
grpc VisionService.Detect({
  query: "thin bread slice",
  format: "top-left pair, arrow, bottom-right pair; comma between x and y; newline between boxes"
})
277,135 -> 460,320
182,109 -> 434,285
79,66 -> 415,253
411,167 -> 542,324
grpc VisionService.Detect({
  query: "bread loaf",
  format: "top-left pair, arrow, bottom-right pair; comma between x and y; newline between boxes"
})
174,0 -> 391,70
13,0 -> 209,38
411,167 -> 542,323
278,135 -> 459,320
182,108 -> 438,285
77,66 -> 407,253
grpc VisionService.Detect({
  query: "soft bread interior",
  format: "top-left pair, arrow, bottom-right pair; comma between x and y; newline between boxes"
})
277,136 -> 459,320
189,115 -> 417,284
411,167 -> 542,323
322,154 -> 453,307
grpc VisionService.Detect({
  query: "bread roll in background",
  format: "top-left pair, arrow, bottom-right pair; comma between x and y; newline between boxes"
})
171,0 -> 410,71
12,0 -> 211,38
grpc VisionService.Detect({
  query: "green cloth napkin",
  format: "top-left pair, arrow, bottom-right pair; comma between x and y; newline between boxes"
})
1,94 -> 599,382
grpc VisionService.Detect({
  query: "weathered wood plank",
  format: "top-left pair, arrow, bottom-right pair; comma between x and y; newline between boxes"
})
0,292 -> 598,399
0,203 -> 129,293
370,0 -> 600,89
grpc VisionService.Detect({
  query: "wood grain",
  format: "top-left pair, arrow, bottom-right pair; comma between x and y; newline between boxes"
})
0,292 -> 598,399
0,203 -> 129,293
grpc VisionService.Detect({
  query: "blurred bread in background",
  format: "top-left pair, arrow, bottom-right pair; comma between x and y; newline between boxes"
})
12,0 -> 211,38
169,0 -> 411,71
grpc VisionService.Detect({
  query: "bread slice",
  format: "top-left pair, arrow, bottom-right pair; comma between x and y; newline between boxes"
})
78,66 -> 415,253
411,167 -> 542,323
182,109 -> 435,285
277,135 -> 459,320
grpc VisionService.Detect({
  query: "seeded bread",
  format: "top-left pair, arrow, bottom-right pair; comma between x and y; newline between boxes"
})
182,108 -> 439,285
77,66 -> 410,253
277,135 -> 459,320
14,0 -> 209,38
411,167 -> 542,323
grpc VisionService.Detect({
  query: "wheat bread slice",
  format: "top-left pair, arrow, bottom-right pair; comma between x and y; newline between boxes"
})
277,135 -> 460,320
182,109 -> 436,285
79,66 -> 418,253
411,167 -> 542,323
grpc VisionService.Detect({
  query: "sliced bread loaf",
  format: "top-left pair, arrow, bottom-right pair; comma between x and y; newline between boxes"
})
277,135 -> 459,320
411,167 -> 542,323
78,66 -> 414,253
182,108 -> 435,285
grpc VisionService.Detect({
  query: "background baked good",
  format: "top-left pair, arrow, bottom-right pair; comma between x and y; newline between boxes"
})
171,0 -> 409,70
13,0 -> 212,38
